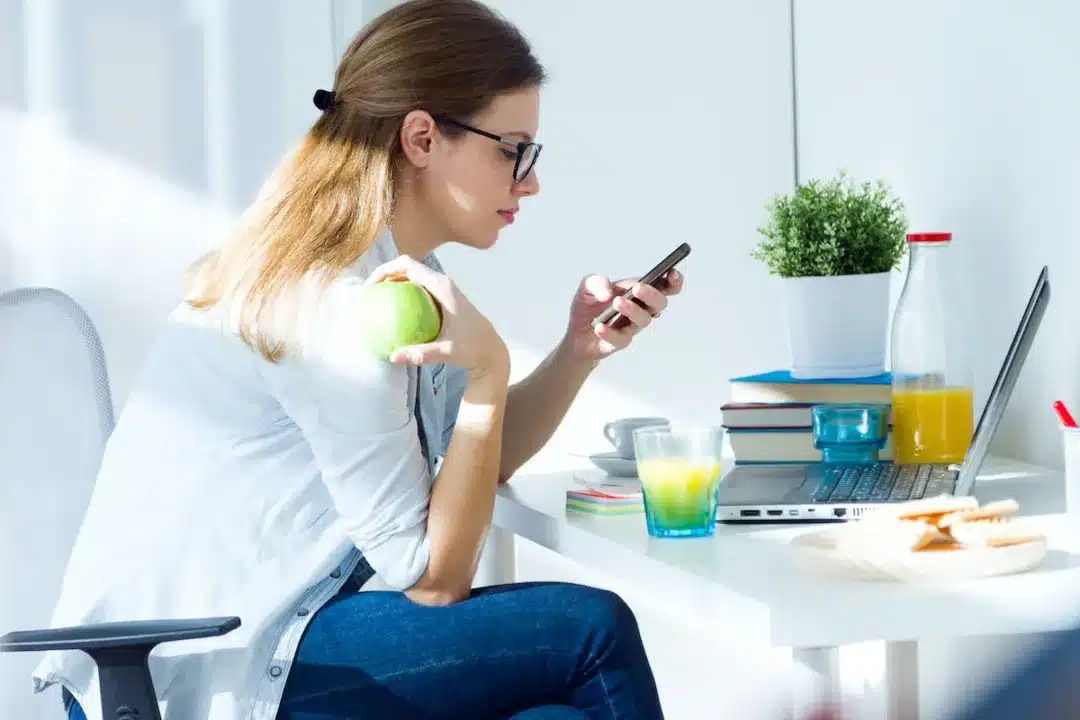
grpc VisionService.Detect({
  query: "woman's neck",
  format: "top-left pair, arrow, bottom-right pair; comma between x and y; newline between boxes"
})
388,191 -> 446,260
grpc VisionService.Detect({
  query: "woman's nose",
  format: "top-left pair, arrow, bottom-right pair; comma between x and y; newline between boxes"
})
514,168 -> 540,196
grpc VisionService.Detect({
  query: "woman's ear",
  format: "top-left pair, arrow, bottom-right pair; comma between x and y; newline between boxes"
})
399,110 -> 438,169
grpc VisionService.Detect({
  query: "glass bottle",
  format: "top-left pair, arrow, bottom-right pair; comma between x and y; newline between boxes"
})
889,232 -> 974,464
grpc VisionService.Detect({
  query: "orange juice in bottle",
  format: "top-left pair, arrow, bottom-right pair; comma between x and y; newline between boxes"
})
889,233 -> 973,464
891,385 -> 973,463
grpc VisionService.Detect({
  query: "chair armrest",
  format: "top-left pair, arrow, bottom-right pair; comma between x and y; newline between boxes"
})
0,616 -> 241,653
2,617 -> 240,720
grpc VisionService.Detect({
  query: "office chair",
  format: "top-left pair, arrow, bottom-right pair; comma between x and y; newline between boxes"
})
0,287 -> 239,720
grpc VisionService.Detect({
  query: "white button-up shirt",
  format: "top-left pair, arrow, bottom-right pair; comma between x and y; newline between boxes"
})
32,231 -> 467,720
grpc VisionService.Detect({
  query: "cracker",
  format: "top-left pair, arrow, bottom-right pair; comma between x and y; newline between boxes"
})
841,518 -> 941,552
948,517 -> 1043,549
919,540 -> 963,552
861,495 -> 979,524
838,496 -> 1040,557
937,499 -> 1020,529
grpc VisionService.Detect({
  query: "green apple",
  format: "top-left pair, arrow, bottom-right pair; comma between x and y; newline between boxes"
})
359,279 -> 442,360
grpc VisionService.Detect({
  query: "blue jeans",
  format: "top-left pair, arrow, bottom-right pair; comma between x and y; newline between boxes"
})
67,580 -> 663,719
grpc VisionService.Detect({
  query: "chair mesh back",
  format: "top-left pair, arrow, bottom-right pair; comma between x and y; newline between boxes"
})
0,288 -> 115,719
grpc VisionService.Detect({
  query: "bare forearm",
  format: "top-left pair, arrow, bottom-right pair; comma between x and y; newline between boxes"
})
407,366 -> 509,606
499,340 -> 597,481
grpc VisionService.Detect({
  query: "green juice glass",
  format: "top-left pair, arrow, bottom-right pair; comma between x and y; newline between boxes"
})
632,425 -> 724,538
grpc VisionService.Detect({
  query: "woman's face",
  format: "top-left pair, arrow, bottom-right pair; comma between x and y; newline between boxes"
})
408,87 -> 542,249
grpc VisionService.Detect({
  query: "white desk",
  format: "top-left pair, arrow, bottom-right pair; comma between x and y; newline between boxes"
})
488,456 -> 1080,719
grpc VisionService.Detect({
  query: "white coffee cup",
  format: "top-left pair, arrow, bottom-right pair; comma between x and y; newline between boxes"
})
603,417 -> 669,458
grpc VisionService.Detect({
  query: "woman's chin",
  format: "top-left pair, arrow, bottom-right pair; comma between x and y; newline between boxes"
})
458,227 -> 501,250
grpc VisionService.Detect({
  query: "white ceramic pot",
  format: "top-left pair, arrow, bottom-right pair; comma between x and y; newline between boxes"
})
782,271 -> 891,379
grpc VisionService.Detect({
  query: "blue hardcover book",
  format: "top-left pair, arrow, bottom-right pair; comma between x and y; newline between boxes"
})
730,370 -> 892,385
728,370 -> 892,404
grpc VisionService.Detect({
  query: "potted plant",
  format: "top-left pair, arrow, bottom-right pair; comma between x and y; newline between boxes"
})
752,171 -> 908,379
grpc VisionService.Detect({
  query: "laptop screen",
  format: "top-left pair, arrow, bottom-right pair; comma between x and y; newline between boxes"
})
954,266 -> 1050,495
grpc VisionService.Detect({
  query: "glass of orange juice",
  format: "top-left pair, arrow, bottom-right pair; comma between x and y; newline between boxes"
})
632,425 -> 724,538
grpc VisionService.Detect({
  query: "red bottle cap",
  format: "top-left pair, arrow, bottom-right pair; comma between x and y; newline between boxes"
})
906,232 -> 952,243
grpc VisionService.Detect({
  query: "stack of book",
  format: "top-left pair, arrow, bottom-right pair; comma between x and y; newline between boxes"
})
722,370 -> 894,465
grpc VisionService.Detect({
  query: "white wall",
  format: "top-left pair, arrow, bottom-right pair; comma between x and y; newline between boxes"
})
0,0 -> 336,406
794,0 -> 1080,472
405,0 -> 796,468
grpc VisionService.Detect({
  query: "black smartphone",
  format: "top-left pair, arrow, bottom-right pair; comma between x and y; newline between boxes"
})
593,242 -> 690,329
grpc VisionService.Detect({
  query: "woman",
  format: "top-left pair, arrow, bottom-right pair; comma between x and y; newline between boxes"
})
37,1 -> 682,718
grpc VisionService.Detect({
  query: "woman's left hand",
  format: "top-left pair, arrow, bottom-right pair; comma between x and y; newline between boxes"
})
562,269 -> 684,363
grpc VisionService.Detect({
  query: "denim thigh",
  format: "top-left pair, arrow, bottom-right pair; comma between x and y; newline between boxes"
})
278,580 -> 662,720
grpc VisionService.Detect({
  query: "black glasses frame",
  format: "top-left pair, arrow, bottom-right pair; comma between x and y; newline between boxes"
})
433,116 -> 542,182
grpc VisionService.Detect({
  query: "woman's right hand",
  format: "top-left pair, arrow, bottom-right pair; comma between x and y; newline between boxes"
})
366,256 -> 509,377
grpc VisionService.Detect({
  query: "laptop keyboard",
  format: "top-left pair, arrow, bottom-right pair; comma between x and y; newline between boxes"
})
811,464 -> 957,504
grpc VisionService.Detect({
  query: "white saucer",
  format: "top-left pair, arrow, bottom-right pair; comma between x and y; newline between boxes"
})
587,451 -> 638,477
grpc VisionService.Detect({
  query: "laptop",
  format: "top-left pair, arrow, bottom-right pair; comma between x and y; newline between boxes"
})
716,266 -> 1050,523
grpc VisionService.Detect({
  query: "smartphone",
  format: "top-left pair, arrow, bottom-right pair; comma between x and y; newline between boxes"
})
593,242 -> 690,329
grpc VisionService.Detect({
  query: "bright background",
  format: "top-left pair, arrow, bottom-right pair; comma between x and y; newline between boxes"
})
3,0 -> 1078,716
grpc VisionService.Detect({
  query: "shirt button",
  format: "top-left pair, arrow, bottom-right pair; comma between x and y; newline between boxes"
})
297,608 -> 310,617
268,666 -> 282,679
330,569 -> 342,579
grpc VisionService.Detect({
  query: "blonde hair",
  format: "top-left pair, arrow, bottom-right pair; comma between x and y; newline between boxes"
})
185,0 -> 545,362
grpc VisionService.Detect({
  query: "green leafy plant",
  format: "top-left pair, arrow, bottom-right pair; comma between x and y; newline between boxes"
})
752,172 -> 909,277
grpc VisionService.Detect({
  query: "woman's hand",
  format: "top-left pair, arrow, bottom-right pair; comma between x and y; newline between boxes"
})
366,256 -> 509,377
562,269 -> 684,363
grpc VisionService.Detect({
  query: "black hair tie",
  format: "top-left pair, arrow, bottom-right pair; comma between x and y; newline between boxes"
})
313,89 -> 336,111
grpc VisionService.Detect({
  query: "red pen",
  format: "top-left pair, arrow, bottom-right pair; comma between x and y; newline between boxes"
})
1054,400 -> 1078,428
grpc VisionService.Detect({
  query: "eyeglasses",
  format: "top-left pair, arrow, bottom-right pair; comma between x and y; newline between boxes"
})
433,116 -> 542,183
